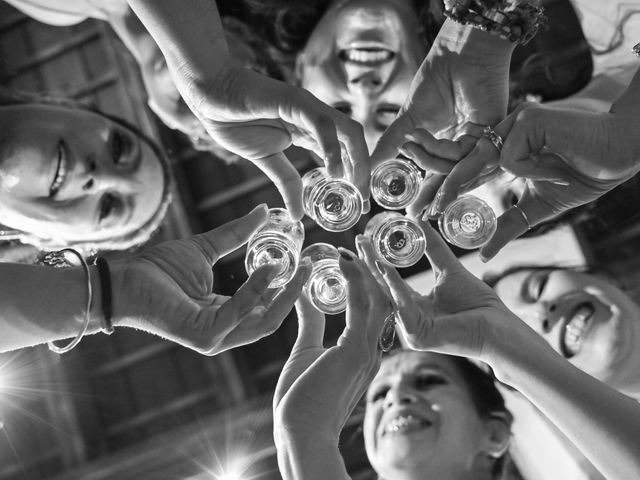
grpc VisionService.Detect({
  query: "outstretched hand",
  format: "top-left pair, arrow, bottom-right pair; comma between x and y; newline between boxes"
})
274,251 -> 392,444
357,226 -> 510,362
111,204 -> 312,355
370,19 -> 514,168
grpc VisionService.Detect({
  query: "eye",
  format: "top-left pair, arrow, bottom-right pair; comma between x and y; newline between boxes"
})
522,270 -> 551,303
414,374 -> 446,390
367,386 -> 389,403
109,129 -> 131,166
332,103 -> 352,116
98,193 -> 123,222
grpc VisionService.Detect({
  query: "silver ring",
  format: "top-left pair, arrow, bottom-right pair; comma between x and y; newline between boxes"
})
378,312 -> 397,353
512,204 -> 532,230
482,126 -> 504,153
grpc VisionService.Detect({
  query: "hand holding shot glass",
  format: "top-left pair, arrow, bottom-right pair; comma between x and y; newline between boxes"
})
301,243 -> 347,314
302,167 -> 363,232
370,158 -> 423,210
245,208 -> 305,288
364,212 -> 426,268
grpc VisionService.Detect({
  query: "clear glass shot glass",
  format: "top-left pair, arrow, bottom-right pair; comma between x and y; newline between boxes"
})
302,243 -> 347,315
438,195 -> 497,249
364,212 -> 426,268
370,158 -> 423,210
245,208 -> 305,288
302,167 -> 363,232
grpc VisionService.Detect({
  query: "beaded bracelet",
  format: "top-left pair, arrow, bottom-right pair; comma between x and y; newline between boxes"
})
95,257 -> 114,335
633,42 -> 640,57
39,248 -> 92,354
444,0 -> 546,46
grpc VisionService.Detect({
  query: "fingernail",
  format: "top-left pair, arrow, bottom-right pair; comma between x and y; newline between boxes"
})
362,198 -> 371,214
339,248 -> 355,261
253,203 -> 268,213
479,254 -> 489,263
404,133 -> 417,142
551,179 -> 570,186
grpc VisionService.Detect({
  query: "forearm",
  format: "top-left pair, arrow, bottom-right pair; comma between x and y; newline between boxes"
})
125,0 -> 228,81
487,315 -> 640,479
276,436 -> 351,480
0,264 -> 104,352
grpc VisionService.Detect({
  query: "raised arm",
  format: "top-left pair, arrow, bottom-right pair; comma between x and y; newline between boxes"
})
126,0 -> 370,219
360,225 -> 640,480
1,205 -> 310,355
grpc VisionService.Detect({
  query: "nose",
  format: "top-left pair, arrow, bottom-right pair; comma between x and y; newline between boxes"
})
347,70 -> 384,95
383,383 -> 418,409
518,301 -> 560,334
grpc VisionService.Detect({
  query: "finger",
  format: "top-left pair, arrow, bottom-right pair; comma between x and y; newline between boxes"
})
372,258 -> 422,336
478,204 -> 530,261
355,235 -> 392,298
420,221 -> 463,278
433,137 -> 500,214
252,153 -> 304,221
222,260 -> 313,349
401,142 -> 456,174
406,130 -> 477,162
370,113 -> 414,168
190,203 -> 268,263
339,248 -> 390,349
334,120 -> 371,206
502,151 -> 572,186
216,262 -> 285,324
293,292 -> 326,350
406,174 -> 445,219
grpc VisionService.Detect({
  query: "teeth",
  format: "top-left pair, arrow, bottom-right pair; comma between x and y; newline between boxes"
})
344,48 -> 392,64
563,304 -> 594,356
384,415 -> 429,434
50,142 -> 67,196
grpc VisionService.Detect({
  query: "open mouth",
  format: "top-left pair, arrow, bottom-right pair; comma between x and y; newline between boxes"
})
341,48 -> 394,66
50,140 -> 68,198
383,414 -> 431,435
560,302 -> 595,358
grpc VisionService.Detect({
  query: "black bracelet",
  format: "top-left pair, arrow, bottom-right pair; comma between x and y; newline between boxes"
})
95,257 -> 115,335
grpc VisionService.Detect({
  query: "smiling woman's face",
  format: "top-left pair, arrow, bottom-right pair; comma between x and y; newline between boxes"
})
297,0 -> 427,151
494,268 -> 640,395
364,351 -> 493,480
0,104 -> 165,245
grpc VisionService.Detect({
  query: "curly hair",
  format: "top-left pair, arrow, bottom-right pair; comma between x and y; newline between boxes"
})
0,88 -> 172,257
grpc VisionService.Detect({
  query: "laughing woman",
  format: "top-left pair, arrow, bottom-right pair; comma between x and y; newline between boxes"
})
274,228 -> 640,480
0,89 -> 171,257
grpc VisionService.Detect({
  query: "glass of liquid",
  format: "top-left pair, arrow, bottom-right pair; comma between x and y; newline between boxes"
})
364,212 -> 426,268
370,158 -> 423,210
245,208 -> 305,288
302,167 -> 363,232
302,243 -> 347,314
438,195 -> 497,249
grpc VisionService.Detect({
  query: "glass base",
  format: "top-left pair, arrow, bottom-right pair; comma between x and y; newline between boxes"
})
370,159 -> 422,210
245,234 -> 299,288
438,195 -> 497,249
307,260 -> 347,314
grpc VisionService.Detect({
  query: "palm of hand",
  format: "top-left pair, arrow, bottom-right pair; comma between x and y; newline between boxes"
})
114,239 -> 222,350
404,269 -> 504,358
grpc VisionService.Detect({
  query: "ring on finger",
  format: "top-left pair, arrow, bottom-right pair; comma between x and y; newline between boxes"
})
378,311 -> 397,353
482,126 -> 504,153
513,204 -> 532,230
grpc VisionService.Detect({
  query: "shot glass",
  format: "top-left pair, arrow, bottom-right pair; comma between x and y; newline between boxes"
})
302,167 -> 363,232
245,208 -> 305,288
302,243 -> 347,315
364,212 -> 426,268
370,158 -> 423,210
438,195 -> 497,249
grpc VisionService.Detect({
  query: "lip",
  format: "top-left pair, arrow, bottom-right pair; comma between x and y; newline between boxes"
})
381,409 -> 434,437
49,140 -> 69,197
340,47 -> 395,67
560,302 -> 596,358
